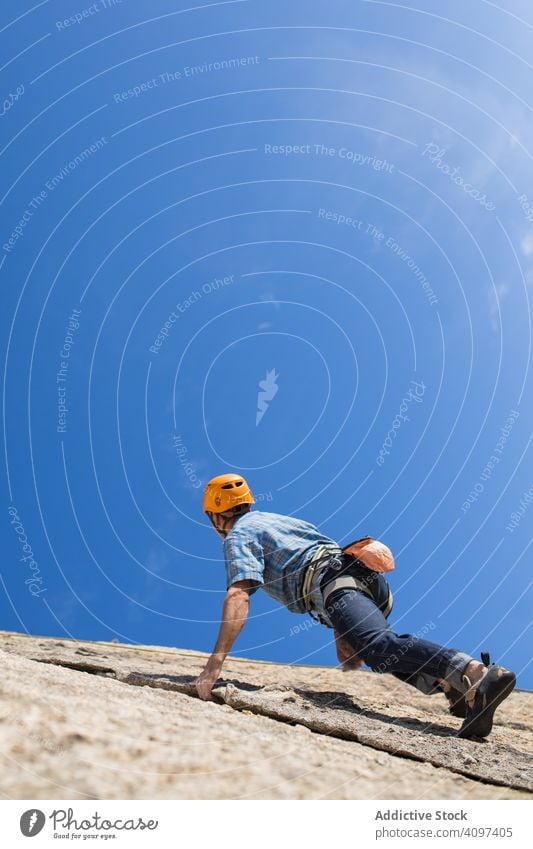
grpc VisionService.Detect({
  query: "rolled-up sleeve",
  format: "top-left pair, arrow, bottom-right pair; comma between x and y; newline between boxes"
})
223,528 -> 265,592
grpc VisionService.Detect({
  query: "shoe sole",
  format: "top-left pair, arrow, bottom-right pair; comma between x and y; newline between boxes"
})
457,670 -> 516,739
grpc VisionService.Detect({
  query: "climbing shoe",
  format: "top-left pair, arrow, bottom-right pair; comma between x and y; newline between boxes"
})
445,651 -> 491,718
445,687 -> 467,718
457,653 -> 516,739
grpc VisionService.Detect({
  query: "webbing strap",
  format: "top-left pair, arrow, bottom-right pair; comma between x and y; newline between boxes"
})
322,575 -> 394,618
301,545 -> 342,612
322,575 -> 373,606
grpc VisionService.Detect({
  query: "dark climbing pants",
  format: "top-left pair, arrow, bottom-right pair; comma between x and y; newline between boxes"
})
323,582 -> 473,694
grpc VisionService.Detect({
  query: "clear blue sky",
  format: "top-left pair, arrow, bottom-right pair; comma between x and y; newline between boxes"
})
2,0 -> 532,687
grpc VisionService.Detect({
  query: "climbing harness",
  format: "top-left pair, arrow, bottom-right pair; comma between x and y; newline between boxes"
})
301,538 -> 395,621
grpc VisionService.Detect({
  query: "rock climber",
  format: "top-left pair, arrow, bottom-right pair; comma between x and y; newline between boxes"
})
194,473 -> 516,739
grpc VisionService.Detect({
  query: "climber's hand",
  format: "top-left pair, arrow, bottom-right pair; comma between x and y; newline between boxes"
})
193,663 -> 221,701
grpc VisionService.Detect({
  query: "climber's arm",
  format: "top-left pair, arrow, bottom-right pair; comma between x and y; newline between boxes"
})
194,580 -> 253,700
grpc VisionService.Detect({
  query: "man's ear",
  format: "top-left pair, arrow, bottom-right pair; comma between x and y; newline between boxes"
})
207,511 -> 224,536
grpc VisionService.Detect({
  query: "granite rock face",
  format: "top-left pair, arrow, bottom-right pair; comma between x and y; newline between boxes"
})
0,631 -> 531,800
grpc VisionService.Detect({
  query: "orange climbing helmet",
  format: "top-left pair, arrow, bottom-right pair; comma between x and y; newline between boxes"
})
203,473 -> 255,514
